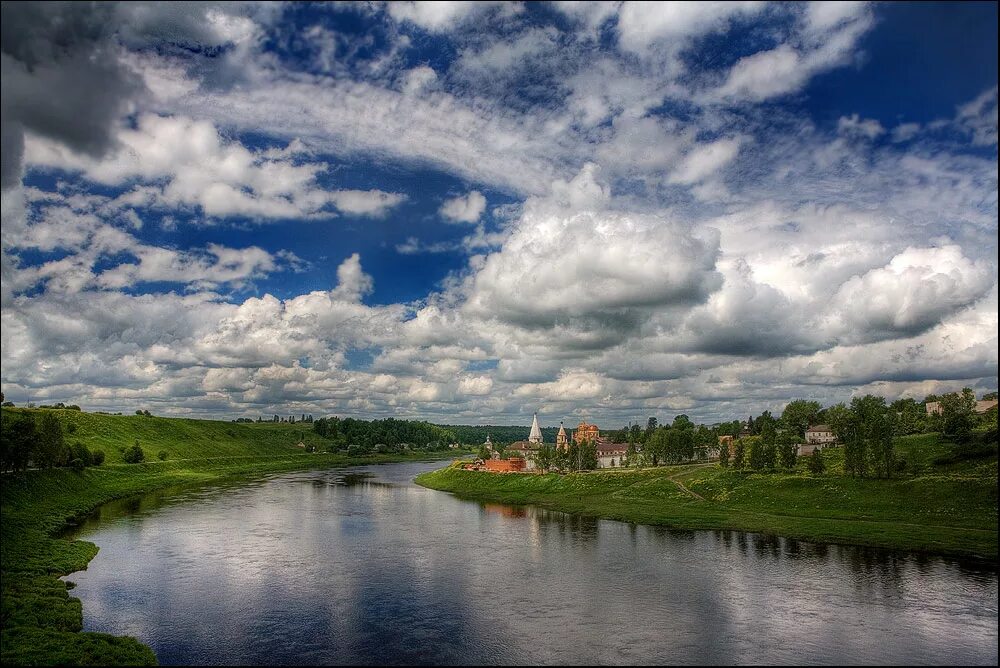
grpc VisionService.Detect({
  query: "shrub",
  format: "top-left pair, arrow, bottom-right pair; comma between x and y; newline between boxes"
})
123,444 -> 145,464
157,450 -> 168,461
91,450 -> 105,466
67,423 -> 77,434
70,458 -> 85,472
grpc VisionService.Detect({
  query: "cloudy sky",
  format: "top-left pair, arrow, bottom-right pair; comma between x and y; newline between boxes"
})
1,1 -> 997,426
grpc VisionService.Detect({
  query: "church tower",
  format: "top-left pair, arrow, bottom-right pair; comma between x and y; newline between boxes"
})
528,412 -> 543,444
556,421 -> 568,450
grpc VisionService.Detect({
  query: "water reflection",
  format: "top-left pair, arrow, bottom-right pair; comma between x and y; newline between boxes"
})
64,461 -> 998,666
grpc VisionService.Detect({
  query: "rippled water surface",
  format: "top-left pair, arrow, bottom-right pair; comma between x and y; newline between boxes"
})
65,461 -> 998,665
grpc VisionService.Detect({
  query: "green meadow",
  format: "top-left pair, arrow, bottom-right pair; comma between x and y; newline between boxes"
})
416,433 -> 998,560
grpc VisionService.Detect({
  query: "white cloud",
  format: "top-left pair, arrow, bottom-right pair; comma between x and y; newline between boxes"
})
439,191 -> 487,223
668,137 -> 743,185
837,114 -> 885,140
617,1 -> 765,54
24,114 -> 407,220
956,86 -> 999,147
386,1 -> 510,32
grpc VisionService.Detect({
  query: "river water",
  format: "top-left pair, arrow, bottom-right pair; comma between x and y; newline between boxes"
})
64,460 -> 998,665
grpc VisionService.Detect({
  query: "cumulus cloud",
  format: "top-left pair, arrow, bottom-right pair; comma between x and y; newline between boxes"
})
25,114 -> 406,220
462,166 -> 722,334
832,245 -> 994,338
439,191 -> 487,223
0,2 -> 143,189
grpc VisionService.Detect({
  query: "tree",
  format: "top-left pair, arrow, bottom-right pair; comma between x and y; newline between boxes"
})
1,410 -> 37,472
625,440 -> 638,467
747,435 -> 768,471
822,403 -> 852,442
646,428 -> 667,466
846,395 -> 896,478
532,445 -> 557,473
718,438 -> 730,468
123,441 -> 145,464
939,388 -> 976,444
477,444 -> 491,461
780,400 -> 821,439
672,414 -> 694,431
808,448 -> 825,475
646,416 -> 658,433
777,431 -> 798,470
36,412 -> 67,468
732,439 -> 746,470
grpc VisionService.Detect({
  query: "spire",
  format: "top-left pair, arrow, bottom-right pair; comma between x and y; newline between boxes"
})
528,412 -> 542,444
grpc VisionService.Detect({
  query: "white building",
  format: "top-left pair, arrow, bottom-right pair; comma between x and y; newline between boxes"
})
804,425 -> 836,445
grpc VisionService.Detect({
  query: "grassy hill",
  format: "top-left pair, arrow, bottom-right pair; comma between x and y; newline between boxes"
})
0,408 -> 466,666
6,407 -> 328,464
416,433 -> 998,560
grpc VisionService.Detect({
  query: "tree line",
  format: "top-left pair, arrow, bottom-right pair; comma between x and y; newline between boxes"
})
313,416 -> 458,454
1,409 -> 104,472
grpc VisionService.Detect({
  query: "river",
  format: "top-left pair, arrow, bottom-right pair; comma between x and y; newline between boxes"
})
63,460 -> 998,665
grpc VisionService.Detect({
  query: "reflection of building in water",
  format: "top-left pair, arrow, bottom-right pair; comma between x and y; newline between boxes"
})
482,503 -> 527,519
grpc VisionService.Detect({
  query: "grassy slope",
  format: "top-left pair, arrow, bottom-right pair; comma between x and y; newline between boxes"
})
0,409 -> 466,666
416,434 -> 998,560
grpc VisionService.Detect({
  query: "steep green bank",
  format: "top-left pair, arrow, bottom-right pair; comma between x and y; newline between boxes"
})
1,410 -> 467,666
416,434 -> 998,560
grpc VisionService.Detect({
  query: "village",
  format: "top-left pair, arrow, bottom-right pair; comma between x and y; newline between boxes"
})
464,396 -> 1000,474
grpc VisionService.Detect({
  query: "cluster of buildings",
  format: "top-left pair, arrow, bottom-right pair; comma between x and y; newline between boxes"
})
467,414 -> 630,472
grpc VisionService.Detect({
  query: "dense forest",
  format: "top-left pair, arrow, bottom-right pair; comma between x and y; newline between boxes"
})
312,417 -> 458,452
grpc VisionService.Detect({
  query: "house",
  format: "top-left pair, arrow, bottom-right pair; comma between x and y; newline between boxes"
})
804,425 -> 836,445
595,439 -> 629,468
506,440 -> 539,471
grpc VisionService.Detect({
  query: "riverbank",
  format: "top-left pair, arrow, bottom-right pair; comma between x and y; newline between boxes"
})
416,435 -> 998,561
2,438 -> 465,665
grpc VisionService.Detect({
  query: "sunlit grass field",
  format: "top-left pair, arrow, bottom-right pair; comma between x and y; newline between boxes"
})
416,433 -> 998,560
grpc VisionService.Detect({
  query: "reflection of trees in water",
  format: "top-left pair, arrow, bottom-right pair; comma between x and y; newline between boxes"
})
752,533 -> 782,560
646,525 -> 696,543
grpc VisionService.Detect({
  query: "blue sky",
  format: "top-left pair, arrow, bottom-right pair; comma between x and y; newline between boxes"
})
1,1 -> 997,426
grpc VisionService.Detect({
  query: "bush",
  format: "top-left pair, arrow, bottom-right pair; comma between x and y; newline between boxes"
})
157,450 -> 168,461
67,423 -> 77,434
70,458 -> 85,472
123,444 -> 145,464
91,450 -> 105,466
69,442 -> 91,467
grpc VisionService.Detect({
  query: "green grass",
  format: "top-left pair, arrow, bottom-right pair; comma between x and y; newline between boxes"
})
9,408 -> 331,464
416,434 -> 998,561
1,409 -> 469,666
